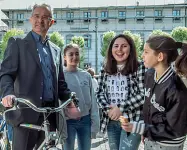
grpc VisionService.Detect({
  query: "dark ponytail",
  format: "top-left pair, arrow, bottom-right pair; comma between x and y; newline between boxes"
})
146,35 -> 179,65
175,43 -> 187,78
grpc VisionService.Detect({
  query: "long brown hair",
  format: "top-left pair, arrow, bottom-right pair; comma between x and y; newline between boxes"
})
104,34 -> 139,75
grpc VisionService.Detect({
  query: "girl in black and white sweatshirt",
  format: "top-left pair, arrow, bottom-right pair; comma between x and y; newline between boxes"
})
121,35 -> 187,150
96,34 -> 146,150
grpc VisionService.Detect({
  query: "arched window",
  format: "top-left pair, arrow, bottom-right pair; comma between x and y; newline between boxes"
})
66,34 -> 74,45
83,34 -> 91,49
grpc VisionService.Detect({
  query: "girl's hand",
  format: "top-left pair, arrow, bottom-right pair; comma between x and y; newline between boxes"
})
108,105 -> 122,121
141,136 -> 145,144
121,122 -> 133,132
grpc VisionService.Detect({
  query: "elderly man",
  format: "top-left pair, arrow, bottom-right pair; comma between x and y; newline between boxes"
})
0,3 -> 70,150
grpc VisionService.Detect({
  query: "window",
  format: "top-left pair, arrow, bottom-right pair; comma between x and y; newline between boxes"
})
53,13 -> 57,24
101,11 -> 108,22
118,11 -> 126,17
139,32 -> 144,42
118,11 -> 126,22
155,10 -> 162,17
173,10 -> 180,16
173,10 -> 181,21
84,12 -> 91,18
66,35 -> 73,44
100,34 -> 104,47
17,13 -> 24,25
136,10 -> 144,22
136,11 -> 144,17
154,10 -> 163,22
67,12 -> 74,18
84,35 -> 91,49
84,12 -> 91,23
17,13 -> 24,20
66,12 -> 74,23
101,11 -> 108,18
53,13 -> 57,19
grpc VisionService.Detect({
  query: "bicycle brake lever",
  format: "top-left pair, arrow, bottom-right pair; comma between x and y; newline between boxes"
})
12,97 -> 18,107
73,98 -> 79,108
70,92 -> 79,108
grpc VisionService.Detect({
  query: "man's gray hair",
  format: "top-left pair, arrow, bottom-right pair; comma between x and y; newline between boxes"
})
31,3 -> 53,17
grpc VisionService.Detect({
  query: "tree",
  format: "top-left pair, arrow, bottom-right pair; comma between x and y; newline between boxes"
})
123,31 -> 143,59
101,31 -> 116,57
50,32 -> 64,50
149,29 -> 171,37
132,33 -> 143,59
0,28 -> 24,59
70,36 -> 85,68
171,27 -> 187,42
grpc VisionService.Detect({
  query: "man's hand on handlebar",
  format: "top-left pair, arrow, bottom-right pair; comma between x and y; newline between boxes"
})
2,95 -> 16,108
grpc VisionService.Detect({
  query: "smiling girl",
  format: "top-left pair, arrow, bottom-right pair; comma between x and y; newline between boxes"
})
62,44 -> 100,150
96,34 -> 146,150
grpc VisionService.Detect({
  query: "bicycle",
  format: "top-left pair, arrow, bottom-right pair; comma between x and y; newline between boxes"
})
0,118 -> 11,150
0,92 -> 78,150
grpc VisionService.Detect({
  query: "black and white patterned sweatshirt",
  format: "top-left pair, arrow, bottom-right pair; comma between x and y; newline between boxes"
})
132,67 -> 187,147
96,61 -> 146,134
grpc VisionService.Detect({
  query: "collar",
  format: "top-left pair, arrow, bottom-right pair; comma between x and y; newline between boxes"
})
154,66 -> 174,84
117,64 -> 125,72
31,31 -> 49,45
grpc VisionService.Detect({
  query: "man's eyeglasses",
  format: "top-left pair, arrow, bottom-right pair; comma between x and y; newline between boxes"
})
32,14 -> 52,21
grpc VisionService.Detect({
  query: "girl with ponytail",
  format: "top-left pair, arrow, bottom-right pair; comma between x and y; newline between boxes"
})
121,35 -> 187,150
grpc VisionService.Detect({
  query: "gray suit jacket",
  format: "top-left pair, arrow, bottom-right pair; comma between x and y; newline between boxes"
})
0,31 -> 70,141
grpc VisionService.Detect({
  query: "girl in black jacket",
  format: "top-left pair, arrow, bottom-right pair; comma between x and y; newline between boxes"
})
121,35 -> 187,150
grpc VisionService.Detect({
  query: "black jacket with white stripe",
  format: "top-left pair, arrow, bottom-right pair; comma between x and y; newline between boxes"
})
132,67 -> 187,146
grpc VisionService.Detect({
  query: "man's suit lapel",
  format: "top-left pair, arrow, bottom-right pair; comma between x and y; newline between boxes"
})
24,32 -> 42,69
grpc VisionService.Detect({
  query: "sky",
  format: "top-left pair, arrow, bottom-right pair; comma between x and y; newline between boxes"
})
0,0 -> 184,9
0,0 -> 185,26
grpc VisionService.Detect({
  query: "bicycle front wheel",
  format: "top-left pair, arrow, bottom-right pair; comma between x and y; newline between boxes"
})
0,137 -> 11,150
0,138 -> 5,150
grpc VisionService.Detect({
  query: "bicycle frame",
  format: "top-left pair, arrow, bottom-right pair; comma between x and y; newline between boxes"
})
0,118 -> 11,150
19,113 -> 59,150
2,92 -> 77,150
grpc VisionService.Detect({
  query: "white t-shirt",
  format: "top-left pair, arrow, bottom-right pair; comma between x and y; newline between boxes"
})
106,73 -> 128,106
92,78 -> 99,92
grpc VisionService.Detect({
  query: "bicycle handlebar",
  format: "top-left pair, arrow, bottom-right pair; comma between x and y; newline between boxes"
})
12,92 -> 77,113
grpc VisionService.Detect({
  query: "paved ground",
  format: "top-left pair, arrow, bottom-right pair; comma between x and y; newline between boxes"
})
75,136 -> 187,150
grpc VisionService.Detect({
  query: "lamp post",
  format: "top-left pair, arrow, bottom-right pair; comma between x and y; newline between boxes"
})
94,9 -> 98,74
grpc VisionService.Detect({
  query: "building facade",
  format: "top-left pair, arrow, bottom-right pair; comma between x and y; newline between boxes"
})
1,3 -> 187,72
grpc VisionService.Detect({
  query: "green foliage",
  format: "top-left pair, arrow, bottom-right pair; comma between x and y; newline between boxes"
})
101,31 -> 116,57
50,32 -> 64,50
123,31 -> 143,59
149,30 -> 171,37
70,36 -> 85,68
0,28 -> 24,59
171,27 -> 187,42
70,36 -> 85,49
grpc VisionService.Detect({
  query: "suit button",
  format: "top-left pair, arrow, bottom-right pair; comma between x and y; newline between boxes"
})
40,97 -> 42,100
41,82 -> 43,86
